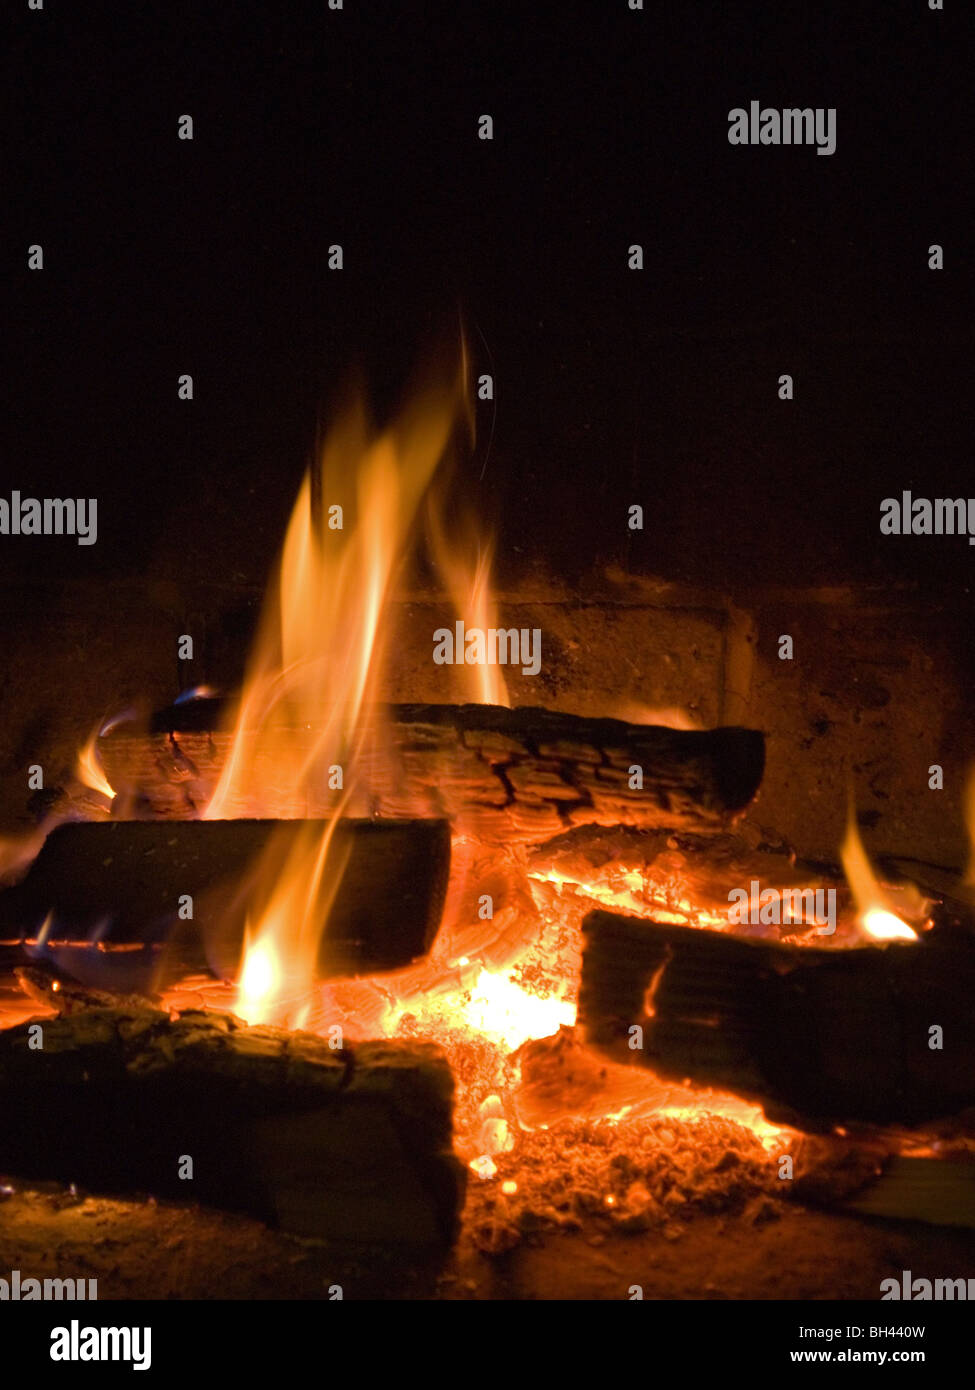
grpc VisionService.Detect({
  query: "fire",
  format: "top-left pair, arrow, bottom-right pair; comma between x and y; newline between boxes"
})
76,720 -> 116,801
206,356 -> 475,1022
239,939 -> 276,1004
459,967 -> 575,1050
386,965 -> 575,1054
841,805 -> 922,942
426,498 -> 510,706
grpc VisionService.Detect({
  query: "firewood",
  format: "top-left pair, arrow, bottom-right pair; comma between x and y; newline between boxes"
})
0,1006 -> 465,1245
527,824 -> 852,935
98,702 -> 766,838
578,910 -> 975,1129
0,818 -> 450,977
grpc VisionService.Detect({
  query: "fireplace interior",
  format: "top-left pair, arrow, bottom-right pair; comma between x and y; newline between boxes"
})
5,0 -> 973,1310
1,396 -> 974,1301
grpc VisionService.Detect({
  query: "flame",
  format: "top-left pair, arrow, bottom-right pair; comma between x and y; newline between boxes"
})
841,806 -> 920,942
426,500 -> 510,707
459,967 -> 575,1050
76,721 -> 116,801
206,358 -> 471,1022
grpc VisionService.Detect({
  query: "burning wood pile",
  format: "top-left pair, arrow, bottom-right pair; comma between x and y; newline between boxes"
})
1,355 -> 974,1259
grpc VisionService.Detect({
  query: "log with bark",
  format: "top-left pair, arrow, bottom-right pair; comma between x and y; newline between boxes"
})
578,910 -> 975,1129
0,1004 -> 465,1245
97,702 -> 766,839
0,818 -> 450,979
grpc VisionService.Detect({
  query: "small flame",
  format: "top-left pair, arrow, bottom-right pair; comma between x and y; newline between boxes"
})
427,504 -> 510,707
841,806 -> 919,942
76,722 -> 116,801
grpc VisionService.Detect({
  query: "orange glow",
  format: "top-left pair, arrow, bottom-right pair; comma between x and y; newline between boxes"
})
22,353 -> 915,1173
426,505 -> 510,707
841,805 -> 922,942
76,722 -> 116,801
610,701 -> 702,730
458,967 -> 575,1049
387,965 -> 575,1054
204,356 -> 472,1023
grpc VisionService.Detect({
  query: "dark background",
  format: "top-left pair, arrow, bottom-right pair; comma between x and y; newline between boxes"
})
5,0 -> 973,595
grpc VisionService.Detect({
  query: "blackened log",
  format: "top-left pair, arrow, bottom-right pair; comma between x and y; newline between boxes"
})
578,910 -> 975,1129
0,1007 -> 465,1245
0,818 -> 450,977
99,703 -> 766,838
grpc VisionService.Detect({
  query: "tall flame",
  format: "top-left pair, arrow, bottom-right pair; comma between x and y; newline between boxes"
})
208,359 -> 470,1024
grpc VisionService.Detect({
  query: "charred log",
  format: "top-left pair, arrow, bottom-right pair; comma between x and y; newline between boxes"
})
578,910 -> 975,1129
0,1005 -> 464,1245
0,818 -> 450,977
99,703 -> 766,838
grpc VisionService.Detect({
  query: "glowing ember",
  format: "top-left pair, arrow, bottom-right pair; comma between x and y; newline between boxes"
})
460,967 -> 576,1050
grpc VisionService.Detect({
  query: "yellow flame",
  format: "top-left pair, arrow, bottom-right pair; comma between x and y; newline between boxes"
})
211,357 -> 471,1022
76,724 -> 116,801
426,500 -> 510,707
841,806 -> 919,942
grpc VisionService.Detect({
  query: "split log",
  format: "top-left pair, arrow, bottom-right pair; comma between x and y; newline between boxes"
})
578,910 -> 975,1129
0,818 -> 450,977
0,1006 -> 465,1245
98,702 -> 765,839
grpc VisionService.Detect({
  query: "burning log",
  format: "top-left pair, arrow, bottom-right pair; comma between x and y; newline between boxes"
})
0,1005 -> 465,1245
527,824 -> 851,934
98,702 -> 766,838
0,818 -> 450,977
578,910 -> 975,1129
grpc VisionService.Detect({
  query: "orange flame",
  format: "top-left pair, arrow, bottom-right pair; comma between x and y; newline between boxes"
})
76,722 -> 116,801
427,504 -> 510,707
841,805 -> 922,942
207,359 -> 471,1023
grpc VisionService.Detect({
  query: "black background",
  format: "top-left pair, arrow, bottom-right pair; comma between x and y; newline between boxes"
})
5,0 -> 972,594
